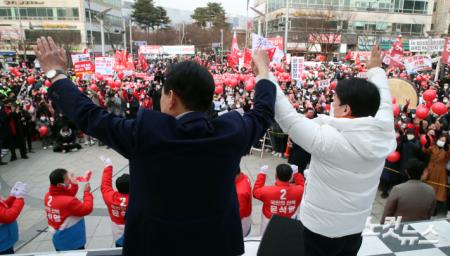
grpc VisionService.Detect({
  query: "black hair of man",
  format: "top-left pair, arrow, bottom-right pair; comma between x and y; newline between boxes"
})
163,61 -> 215,112
116,173 -> 130,194
276,164 -> 293,182
335,78 -> 381,118
49,168 -> 68,186
406,158 -> 426,180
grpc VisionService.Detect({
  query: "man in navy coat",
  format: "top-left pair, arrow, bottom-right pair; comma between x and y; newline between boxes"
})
34,37 -> 276,255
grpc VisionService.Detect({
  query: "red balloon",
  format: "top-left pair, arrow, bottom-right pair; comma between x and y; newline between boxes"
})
431,102 -> 448,116
415,105 -> 429,120
330,80 -> 337,90
392,96 -> 397,104
423,89 -> 437,102
215,85 -> 223,94
118,72 -> 125,80
27,76 -> 35,85
426,101 -> 433,108
96,74 -> 104,81
283,73 -> 290,80
420,135 -> 434,146
79,87 -> 85,92
386,151 -> 400,163
245,80 -> 255,92
420,81 -> 427,88
238,74 -> 246,82
406,123 -> 415,130
38,126 -> 49,137
223,78 -> 231,86
90,84 -> 98,91
318,72 -> 324,78
44,80 -> 52,87
230,78 -> 238,87
393,104 -> 400,117
114,80 -> 122,89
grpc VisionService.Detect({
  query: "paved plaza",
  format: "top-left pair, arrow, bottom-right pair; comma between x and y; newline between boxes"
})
0,142 -> 399,254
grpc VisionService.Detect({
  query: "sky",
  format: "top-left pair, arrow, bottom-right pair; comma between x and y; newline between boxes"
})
153,0 -> 254,16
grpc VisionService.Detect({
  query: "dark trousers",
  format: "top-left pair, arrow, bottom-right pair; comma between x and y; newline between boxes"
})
10,136 -> 27,159
304,227 -> 362,256
0,247 -> 14,254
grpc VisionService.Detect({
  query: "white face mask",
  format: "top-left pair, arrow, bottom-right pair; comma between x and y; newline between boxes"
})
407,134 -> 415,141
437,140 -> 446,148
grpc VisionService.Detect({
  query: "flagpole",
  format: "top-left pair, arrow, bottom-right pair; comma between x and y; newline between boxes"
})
284,0 -> 290,55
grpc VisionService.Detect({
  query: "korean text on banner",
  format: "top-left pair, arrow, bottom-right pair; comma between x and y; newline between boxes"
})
291,57 -> 305,81
403,55 -> 432,74
95,57 -> 115,76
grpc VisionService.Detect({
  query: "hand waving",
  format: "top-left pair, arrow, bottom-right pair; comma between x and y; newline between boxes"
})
33,37 -> 68,73
367,45 -> 382,70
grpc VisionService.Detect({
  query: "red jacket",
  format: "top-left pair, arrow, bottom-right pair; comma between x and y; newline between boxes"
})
101,166 -> 128,225
235,173 -> 252,219
0,196 -> 24,224
44,183 -> 93,230
253,173 -> 305,219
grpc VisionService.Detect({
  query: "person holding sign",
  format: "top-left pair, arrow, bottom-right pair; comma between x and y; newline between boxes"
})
273,46 -> 396,255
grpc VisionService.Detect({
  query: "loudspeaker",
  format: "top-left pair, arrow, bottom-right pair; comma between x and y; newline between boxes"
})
257,215 -> 304,256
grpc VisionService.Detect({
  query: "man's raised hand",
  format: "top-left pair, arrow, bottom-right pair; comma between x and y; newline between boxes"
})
367,45 -> 382,70
33,36 -> 68,73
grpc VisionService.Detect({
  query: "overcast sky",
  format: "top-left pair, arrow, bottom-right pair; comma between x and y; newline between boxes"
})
153,0 -> 254,16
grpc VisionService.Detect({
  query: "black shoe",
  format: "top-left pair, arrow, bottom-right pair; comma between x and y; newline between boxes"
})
0,162 -> 7,165
21,156 -> 29,159
10,156 -> 17,162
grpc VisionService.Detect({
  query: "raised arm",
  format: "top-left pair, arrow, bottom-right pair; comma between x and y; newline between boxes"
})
241,50 -> 276,154
367,46 -> 394,131
34,37 -> 137,158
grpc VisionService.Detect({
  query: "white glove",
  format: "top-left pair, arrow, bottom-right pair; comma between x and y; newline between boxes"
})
260,165 -> 269,174
100,156 -> 112,167
10,182 -> 28,198
291,165 -> 299,173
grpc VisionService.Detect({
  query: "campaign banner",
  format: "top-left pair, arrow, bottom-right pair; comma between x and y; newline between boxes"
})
95,57 -> 115,76
162,45 -> 195,55
291,57 -> 305,81
267,36 -> 284,51
71,54 -> 90,64
252,33 -> 284,63
409,38 -> 445,52
404,55 -> 432,74
74,61 -> 94,74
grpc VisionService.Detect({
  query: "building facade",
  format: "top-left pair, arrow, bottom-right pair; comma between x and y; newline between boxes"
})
0,0 -> 124,62
253,0 -> 448,54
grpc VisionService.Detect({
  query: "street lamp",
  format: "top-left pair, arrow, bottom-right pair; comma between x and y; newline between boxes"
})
95,8 -> 112,56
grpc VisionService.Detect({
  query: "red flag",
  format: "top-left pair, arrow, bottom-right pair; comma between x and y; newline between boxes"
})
227,53 -> 238,68
266,48 -> 276,61
383,35 -> 404,68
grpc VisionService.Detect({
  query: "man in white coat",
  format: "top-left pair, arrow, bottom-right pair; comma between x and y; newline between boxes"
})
273,46 -> 396,255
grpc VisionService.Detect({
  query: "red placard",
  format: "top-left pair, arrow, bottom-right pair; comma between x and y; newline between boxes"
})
74,61 -> 94,73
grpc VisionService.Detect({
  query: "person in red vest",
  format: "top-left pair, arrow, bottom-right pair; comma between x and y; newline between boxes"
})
253,164 -> 305,235
100,156 -> 129,247
235,168 -> 252,237
44,169 -> 93,251
0,181 -> 27,255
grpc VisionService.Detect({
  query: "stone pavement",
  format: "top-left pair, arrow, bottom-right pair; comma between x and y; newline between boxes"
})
0,143 -> 390,254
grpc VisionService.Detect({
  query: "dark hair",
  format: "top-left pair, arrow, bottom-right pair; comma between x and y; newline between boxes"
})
406,158 -> 425,180
276,164 -> 293,182
49,168 -> 68,185
116,174 -> 130,194
306,107 -> 315,113
335,78 -> 380,117
163,61 -> 215,112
